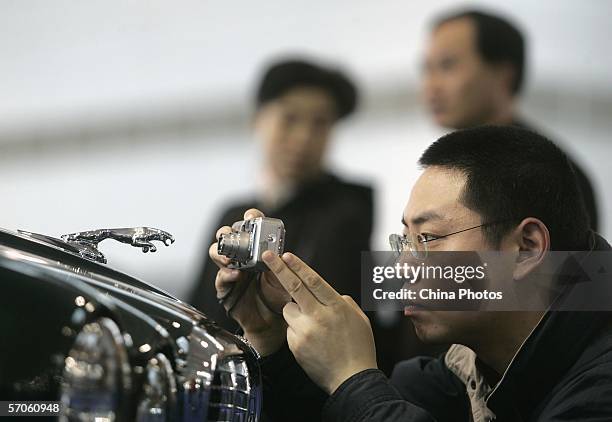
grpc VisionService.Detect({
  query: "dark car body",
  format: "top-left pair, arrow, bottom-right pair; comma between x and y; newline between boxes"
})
0,228 -> 262,421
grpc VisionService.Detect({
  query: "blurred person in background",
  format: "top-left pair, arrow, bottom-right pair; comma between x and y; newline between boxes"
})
190,58 -> 373,331
374,8 -> 602,375
422,9 -> 599,230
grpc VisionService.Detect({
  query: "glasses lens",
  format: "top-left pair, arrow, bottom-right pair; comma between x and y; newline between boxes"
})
408,234 -> 427,260
388,234 -> 402,254
389,233 -> 428,260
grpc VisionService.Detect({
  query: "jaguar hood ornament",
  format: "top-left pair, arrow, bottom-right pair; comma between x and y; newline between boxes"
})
61,227 -> 175,264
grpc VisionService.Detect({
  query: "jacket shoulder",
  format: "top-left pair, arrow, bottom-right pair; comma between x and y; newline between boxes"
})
323,176 -> 374,221
214,200 -> 258,225
331,178 -> 373,202
537,361 -> 612,419
536,325 -> 612,419
391,355 -> 470,422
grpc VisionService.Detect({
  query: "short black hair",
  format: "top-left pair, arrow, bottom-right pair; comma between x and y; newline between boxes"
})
418,126 -> 590,251
433,9 -> 525,95
255,58 -> 358,119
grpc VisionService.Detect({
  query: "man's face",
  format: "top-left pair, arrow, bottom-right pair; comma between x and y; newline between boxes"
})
422,18 -> 510,129
254,86 -> 337,183
402,166 -> 505,344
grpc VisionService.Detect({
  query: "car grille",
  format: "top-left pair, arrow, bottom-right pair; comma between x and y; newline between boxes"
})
207,356 -> 259,422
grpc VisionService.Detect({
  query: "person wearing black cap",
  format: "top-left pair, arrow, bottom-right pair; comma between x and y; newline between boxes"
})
189,58 -> 373,332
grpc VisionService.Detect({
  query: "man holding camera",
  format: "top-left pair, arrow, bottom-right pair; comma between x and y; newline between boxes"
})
209,126 -> 612,421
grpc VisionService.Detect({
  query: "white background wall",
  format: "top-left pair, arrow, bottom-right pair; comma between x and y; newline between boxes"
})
1,0 -> 610,299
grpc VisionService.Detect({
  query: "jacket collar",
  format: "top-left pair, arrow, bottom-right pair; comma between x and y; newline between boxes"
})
486,233 -> 612,417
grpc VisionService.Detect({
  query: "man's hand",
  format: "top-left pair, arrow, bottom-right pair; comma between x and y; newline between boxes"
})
262,250 -> 377,395
210,208 -> 292,356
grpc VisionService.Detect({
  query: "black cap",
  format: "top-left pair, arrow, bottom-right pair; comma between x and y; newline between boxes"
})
255,59 -> 358,119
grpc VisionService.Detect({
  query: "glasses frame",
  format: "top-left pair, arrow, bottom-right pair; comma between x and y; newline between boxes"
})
389,220 -> 513,260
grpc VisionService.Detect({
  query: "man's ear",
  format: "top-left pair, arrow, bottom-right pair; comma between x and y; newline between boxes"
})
513,217 -> 550,281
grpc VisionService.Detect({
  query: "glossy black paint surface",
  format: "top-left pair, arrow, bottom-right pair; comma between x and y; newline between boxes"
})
0,228 -> 262,421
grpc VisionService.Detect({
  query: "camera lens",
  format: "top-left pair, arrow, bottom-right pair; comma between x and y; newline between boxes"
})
218,232 -> 251,261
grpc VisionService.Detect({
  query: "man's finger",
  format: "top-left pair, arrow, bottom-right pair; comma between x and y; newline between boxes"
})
209,242 -> 231,267
262,251 -> 318,312
282,301 -> 301,324
214,268 -> 242,296
216,226 -> 232,241
244,208 -> 265,220
281,252 -> 341,306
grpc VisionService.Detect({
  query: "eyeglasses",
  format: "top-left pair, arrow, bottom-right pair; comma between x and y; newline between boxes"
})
389,221 -> 512,260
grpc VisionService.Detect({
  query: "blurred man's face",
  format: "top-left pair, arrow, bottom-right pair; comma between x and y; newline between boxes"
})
254,86 -> 337,183
422,18 -> 511,129
401,166 -> 509,345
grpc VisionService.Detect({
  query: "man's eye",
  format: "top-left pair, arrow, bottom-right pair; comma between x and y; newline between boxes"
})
282,113 -> 298,125
420,233 -> 439,243
312,116 -> 332,129
439,57 -> 457,71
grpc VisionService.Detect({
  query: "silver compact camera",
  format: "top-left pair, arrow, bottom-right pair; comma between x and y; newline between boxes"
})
218,217 -> 286,271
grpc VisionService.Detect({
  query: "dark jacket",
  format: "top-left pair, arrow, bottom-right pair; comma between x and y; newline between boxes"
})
260,234 -> 612,422
190,173 -> 373,332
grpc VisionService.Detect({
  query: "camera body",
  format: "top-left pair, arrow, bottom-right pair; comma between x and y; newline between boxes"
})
218,217 -> 286,271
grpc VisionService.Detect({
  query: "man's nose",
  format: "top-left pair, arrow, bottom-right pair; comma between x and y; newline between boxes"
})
396,253 -> 426,284
423,72 -> 442,98
289,124 -> 316,149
